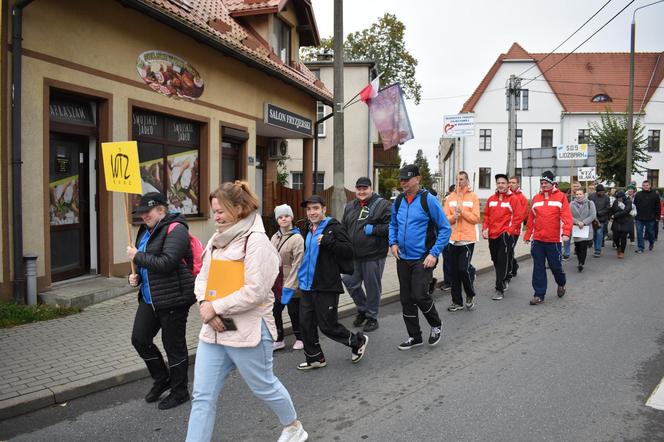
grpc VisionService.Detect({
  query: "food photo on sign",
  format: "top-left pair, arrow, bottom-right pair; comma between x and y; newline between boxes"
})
166,150 -> 199,215
136,51 -> 204,100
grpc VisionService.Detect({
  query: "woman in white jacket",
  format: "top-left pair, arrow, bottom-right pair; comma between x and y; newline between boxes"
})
186,181 -> 307,442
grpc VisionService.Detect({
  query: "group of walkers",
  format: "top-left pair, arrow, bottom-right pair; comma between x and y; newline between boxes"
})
122,165 -> 662,441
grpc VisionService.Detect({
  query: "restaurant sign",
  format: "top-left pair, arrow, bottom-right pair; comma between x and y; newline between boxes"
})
264,103 -> 312,136
137,51 -> 204,100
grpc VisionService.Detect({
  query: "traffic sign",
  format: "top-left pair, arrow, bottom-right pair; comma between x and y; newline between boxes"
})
557,144 -> 589,160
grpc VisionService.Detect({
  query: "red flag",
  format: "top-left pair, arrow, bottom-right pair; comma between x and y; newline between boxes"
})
359,77 -> 380,103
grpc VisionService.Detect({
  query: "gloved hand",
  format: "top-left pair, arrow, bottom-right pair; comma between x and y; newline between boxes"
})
364,224 -> 374,236
281,288 -> 296,305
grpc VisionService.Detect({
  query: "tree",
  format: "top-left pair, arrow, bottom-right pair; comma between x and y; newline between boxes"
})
413,149 -> 433,189
588,110 -> 649,187
378,149 -> 403,199
300,13 -> 422,104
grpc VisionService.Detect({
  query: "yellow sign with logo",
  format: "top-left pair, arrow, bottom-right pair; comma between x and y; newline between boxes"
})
101,141 -> 142,194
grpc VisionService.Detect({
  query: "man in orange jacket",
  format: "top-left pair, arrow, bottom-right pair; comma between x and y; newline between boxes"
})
524,171 -> 573,305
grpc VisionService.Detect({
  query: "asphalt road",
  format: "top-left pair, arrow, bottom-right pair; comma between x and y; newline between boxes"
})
2,244 -> 664,441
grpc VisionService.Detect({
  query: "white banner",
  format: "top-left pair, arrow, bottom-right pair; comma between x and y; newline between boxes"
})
577,167 -> 596,181
556,144 -> 589,160
443,114 -> 475,137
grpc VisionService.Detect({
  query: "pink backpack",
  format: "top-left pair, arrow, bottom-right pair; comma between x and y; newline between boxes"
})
167,223 -> 204,276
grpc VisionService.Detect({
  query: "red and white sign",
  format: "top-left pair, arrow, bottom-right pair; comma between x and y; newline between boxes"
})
443,114 -> 475,137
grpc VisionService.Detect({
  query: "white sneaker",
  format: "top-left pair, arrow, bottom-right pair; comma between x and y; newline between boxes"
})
292,340 -> 304,350
273,341 -> 286,351
278,421 -> 308,442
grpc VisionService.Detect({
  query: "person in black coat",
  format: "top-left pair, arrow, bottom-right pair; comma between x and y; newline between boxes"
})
126,192 -> 196,410
611,191 -> 634,259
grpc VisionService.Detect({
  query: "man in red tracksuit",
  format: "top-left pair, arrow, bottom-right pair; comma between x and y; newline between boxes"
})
507,176 -> 529,279
482,174 -> 515,301
524,171 -> 573,305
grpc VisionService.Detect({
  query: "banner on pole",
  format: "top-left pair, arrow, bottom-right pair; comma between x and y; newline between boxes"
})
367,83 -> 414,150
577,167 -> 597,181
443,114 -> 475,137
101,141 -> 143,194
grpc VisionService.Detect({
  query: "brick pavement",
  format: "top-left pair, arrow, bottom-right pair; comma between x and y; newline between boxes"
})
0,238 -> 529,420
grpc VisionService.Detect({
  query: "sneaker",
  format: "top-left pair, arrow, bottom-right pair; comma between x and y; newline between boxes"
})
297,359 -> 327,370
273,340 -> 286,351
492,290 -> 504,301
363,318 -> 379,332
428,278 -> 437,295
465,297 -> 475,310
562,255 -> 570,261
428,326 -> 442,346
649,244 -> 654,251
529,296 -> 544,305
352,312 -> 366,327
557,286 -> 566,298
447,303 -> 464,312
292,340 -> 304,350
351,334 -> 369,363
436,280 -> 452,291
278,421 -> 308,442
593,251 -> 601,258
577,265 -> 583,272
145,381 -> 170,403
635,249 -> 644,254
157,393 -> 190,410
503,280 -> 510,292
397,337 -> 424,350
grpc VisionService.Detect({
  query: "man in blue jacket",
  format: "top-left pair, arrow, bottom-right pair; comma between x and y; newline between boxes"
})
389,165 -> 452,350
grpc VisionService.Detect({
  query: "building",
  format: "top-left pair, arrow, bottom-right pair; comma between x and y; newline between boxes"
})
1,0 -> 332,299
448,42 -> 664,199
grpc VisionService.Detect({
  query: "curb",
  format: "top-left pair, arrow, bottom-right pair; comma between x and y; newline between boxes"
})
0,253 -> 531,421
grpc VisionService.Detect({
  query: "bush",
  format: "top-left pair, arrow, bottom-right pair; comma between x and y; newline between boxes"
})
0,302 -> 81,328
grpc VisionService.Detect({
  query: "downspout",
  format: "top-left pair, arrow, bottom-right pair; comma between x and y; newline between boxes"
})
11,0 -> 36,303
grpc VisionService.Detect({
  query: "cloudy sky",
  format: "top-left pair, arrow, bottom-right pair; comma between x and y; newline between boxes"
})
310,0 -> 664,168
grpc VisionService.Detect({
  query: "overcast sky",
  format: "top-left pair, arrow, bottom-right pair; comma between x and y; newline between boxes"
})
310,0 -> 664,168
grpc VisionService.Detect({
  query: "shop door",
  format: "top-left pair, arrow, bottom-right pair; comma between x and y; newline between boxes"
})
49,133 -> 90,281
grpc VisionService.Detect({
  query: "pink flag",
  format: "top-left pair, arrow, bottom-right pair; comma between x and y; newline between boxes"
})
365,83 -> 414,150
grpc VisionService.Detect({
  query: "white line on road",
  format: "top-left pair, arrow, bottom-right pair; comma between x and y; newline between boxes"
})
646,376 -> 664,411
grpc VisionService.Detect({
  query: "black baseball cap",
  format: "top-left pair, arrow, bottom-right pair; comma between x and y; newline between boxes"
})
134,192 -> 168,214
355,177 -> 372,188
494,173 -> 509,181
398,164 -> 420,180
300,195 -> 326,208
595,184 -> 605,192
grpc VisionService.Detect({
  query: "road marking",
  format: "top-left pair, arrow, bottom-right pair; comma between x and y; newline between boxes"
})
646,376 -> 664,411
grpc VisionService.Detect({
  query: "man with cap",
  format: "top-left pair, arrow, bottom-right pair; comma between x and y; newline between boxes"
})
523,171 -> 573,305
482,173 -> 516,301
341,177 -> 392,332
296,195 -> 369,370
389,164 -> 451,350
589,184 -> 611,257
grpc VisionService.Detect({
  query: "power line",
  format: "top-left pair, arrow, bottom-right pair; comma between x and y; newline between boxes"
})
522,0 -> 637,88
516,0 -> 614,78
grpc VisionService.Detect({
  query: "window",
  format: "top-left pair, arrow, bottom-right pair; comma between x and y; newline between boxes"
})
506,89 -> 529,110
647,169 -> 659,188
291,172 -> 324,192
272,17 -> 291,64
316,102 -> 326,137
578,129 -> 591,145
516,129 -> 523,150
479,129 -> 492,151
515,168 -> 522,183
313,172 -> 324,193
291,172 -> 303,189
591,94 -> 612,103
132,109 -> 201,216
648,130 -> 660,152
479,167 -> 491,189
541,129 -> 553,148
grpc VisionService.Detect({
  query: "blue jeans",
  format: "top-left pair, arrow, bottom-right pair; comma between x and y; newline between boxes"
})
635,220 -> 656,251
531,241 -> 566,298
186,322 -> 296,442
593,222 -> 607,253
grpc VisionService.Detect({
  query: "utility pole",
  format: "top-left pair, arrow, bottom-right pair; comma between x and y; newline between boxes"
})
330,0 -> 346,218
625,15 -> 636,187
506,75 -> 520,178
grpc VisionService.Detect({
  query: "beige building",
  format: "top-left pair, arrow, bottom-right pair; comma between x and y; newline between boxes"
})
1,0 -> 332,300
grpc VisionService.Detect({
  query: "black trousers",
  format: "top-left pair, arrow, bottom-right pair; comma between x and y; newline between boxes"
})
574,240 -> 592,265
273,297 -> 301,341
449,243 -> 477,305
615,231 -> 628,252
509,235 -> 520,278
489,233 -> 513,293
299,291 -> 361,363
396,259 -> 442,341
131,301 -> 190,398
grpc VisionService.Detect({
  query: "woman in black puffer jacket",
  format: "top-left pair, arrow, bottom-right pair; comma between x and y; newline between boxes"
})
127,192 -> 196,410
611,191 -> 634,259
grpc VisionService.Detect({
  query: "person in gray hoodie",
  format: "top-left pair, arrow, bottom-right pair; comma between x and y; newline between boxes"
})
570,189 -> 596,272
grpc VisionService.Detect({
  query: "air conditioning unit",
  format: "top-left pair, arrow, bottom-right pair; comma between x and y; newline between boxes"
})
269,139 -> 289,160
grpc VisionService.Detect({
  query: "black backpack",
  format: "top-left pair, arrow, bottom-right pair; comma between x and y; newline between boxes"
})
394,191 -> 438,257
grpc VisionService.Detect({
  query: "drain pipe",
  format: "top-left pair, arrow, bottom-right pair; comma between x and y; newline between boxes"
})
11,0 -> 36,303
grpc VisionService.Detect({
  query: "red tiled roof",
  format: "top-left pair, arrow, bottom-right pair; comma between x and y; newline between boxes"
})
129,0 -> 331,103
504,42 -> 532,60
225,0 -> 284,16
461,43 -> 664,113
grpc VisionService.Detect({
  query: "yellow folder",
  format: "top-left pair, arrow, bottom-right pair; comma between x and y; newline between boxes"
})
205,260 -> 244,302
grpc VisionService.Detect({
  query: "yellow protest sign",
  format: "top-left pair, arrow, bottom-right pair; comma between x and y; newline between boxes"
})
101,141 -> 142,194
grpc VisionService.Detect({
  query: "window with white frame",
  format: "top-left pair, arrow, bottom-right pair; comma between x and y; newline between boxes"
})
291,172 -> 324,192
516,129 -> 523,150
506,89 -> 529,110
479,167 -> 491,189
291,172 -> 303,189
647,169 -> 659,188
479,129 -> 491,151
578,129 -> 591,145
648,130 -> 660,152
317,102 -> 326,137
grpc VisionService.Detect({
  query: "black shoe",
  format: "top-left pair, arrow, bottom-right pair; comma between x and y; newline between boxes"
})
577,265 -> 583,272
351,334 -> 369,363
397,337 -> 424,350
352,312 -> 366,327
363,318 -> 379,332
428,326 -> 442,346
428,278 -> 437,295
649,244 -> 654,251
557,286 -> 566,298
157,393 -> 190,410
145,381 -> 170,403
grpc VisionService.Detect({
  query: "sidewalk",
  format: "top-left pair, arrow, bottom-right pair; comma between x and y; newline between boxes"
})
0,239 -> 529,420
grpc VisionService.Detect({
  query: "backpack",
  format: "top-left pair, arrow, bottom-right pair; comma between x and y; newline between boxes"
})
394,190 -> 437,256
167,222 -> 204,276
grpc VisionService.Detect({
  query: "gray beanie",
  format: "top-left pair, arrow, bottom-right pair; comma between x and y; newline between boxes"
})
274,204 -> 294,220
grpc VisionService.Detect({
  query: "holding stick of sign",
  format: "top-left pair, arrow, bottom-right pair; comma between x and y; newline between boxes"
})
101,141 -> 144,274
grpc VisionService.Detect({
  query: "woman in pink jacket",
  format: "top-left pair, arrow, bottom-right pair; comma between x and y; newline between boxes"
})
186,182 -> 307,442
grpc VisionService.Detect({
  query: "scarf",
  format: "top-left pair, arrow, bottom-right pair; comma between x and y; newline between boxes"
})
571,197 -> 588,210
211,211 -> 257,250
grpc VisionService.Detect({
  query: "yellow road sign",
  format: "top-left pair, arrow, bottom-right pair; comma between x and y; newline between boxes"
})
101,141 -> 142,194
